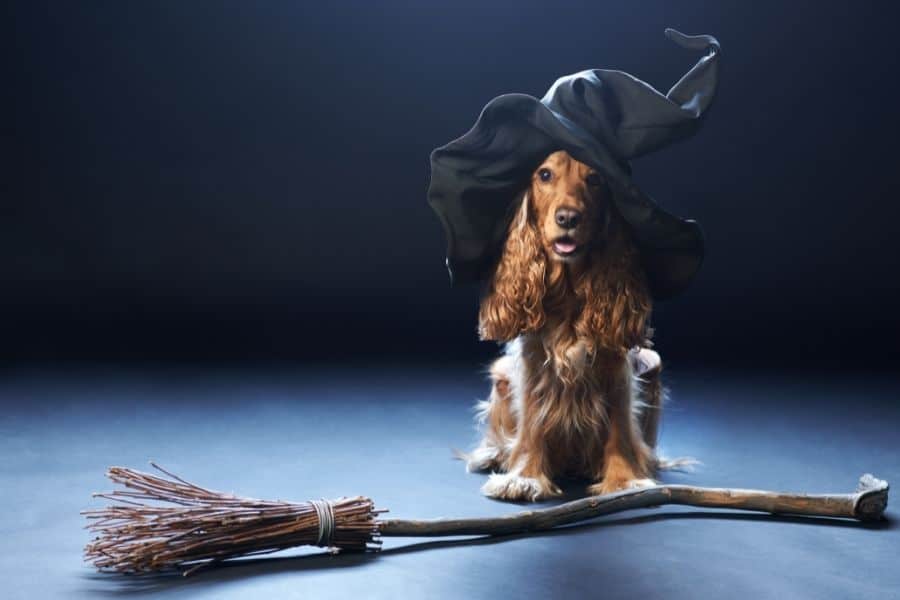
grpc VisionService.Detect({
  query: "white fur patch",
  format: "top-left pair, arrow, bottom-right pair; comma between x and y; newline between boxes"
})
465,445 -> 499,473
481,473 -> 560,501
473,399 -> 493,424
623,478 -> 657,490
501,338 -> 525,422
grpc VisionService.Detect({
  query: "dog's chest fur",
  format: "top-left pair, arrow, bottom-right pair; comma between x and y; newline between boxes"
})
514,318 -> 628,477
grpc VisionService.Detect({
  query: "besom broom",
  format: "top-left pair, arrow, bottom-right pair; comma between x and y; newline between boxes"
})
83,462 -> 889,576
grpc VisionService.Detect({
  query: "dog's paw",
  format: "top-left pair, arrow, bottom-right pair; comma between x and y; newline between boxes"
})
464,446 -> 499,473
589,477 -> 657,496
481,473 -> 561,502
655,456 -> 700,472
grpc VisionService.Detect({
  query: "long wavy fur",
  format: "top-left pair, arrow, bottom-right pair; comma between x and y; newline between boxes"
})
478,191 -> 548,342
479,191 -> 651,354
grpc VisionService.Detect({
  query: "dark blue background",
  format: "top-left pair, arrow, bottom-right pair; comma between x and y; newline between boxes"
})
5,1 -> 900,366
4,4 -> 900,599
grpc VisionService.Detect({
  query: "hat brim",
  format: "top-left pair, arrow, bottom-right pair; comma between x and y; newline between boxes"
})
427,93 -> 704,300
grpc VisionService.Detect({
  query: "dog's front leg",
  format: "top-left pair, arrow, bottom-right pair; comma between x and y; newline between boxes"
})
481,450 -> 561,502
590,355 -> 655,495
632,347 -> 663,449
481,399 -> 562,502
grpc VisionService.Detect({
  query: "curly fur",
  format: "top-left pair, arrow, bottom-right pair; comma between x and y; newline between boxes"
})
467,150 -> 663,501
478,192 -> 548,343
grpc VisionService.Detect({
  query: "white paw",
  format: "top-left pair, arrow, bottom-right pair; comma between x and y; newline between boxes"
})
624,478 -> 657,489
590,477 -> 657,495
481,473 -> 560,501
655,456 -> 700,472
465,446 -> 499,473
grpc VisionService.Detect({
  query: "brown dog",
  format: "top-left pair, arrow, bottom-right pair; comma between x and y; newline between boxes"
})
467,150 -> 664,501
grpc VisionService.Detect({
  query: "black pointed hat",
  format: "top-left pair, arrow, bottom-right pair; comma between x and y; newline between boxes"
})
427,29 -> 720,300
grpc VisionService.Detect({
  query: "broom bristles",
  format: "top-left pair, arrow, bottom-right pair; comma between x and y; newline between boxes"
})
82,463 -> 382,575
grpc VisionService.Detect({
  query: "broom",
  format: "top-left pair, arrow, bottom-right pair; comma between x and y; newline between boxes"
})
83,463 -> 888,576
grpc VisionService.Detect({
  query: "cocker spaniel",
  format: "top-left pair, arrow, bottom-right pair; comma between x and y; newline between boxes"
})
466,150 -> 665,501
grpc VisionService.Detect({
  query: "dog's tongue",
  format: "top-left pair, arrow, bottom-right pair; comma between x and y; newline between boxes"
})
554,240 -> 578,254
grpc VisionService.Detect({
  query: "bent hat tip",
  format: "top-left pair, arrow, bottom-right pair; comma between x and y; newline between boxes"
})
664,28 -> 720,52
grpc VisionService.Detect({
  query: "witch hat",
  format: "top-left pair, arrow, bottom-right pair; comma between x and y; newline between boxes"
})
427,29 -> 720,299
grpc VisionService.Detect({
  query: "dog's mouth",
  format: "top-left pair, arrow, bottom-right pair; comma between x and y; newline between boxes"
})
552,236 -> 581,257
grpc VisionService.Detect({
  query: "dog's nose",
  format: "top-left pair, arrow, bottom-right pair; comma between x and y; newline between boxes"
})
555,208 -> 582,229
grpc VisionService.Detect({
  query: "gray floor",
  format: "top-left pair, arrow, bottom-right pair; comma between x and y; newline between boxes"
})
1,365 -> 898,599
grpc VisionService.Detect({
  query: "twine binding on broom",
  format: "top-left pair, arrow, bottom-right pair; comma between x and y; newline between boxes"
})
309,499 -> 335,547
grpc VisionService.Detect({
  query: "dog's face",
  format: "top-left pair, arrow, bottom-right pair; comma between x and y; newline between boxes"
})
480,149 -> 647,345
528,151 -> 609,264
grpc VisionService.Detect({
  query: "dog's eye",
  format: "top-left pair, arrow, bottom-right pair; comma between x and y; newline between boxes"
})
538,168 -> 553,182
586,173 -> 603,187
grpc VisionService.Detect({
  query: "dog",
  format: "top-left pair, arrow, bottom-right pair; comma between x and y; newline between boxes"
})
465,150 -> 665,501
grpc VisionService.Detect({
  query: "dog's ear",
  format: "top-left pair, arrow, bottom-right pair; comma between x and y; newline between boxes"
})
574,218 -> 652,352
478,191 -> 547,342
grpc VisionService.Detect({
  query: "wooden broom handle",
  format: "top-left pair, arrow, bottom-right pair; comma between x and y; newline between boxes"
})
378,474 -> 888,537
